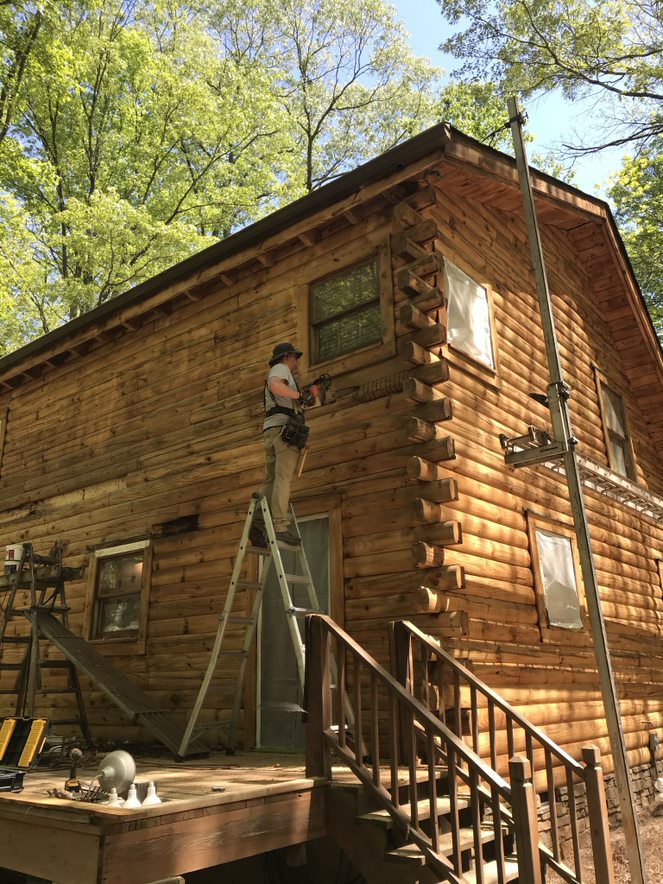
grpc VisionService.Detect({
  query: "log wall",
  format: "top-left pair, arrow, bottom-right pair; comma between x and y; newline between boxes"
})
0,153 -> 661,779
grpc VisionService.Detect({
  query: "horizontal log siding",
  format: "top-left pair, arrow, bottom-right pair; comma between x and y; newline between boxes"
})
416,181 -> 663,776
0,161 -> 661,769
0,193 -> 434,741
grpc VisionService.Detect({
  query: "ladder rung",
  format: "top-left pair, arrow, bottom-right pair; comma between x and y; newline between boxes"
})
0,663 -> 23,670
247,545 -> 271,556
219,650 -> 250,658
40,660 -> 74,669
234,581 -> 262,592
0,636 -> 30,643
283,574 -> 312,585
287,607 -> 318,617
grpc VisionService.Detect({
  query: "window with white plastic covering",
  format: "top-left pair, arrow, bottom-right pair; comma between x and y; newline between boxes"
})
534,528 -> 583,630
444,259 -> 495,369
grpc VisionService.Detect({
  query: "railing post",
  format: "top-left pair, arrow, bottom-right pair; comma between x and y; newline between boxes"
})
305,615 -> 332,778
582,745 -> 615,883
509,756 -> 543,884
390,620 -> 414,765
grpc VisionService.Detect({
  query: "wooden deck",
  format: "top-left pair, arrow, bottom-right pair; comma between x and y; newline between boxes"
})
0,751 -> 331,883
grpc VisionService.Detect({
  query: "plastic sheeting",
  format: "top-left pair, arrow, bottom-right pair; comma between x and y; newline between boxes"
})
444,260 -> 494,368
535,528 -> 583,629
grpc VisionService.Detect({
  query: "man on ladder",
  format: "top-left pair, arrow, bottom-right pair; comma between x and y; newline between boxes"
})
252,342 -> 321,548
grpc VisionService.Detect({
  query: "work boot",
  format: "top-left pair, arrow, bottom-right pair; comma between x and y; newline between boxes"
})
249,525 -> 267,549
275,530 -> 301,547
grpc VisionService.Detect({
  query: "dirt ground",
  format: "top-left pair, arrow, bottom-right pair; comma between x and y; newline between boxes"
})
609,811 -> 663,883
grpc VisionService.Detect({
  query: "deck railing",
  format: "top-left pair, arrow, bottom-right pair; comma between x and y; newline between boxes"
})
391,619 -> 614,882
306,615 -> 549,883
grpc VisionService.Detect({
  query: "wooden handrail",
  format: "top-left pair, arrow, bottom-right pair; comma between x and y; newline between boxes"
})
307,614 -> 511,797
306,614 -> 537,883
395,620 -> 583,773
392,619 -> 615,883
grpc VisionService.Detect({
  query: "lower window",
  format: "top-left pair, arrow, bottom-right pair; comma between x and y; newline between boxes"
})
527,515 -> 585,634
89,540 -> 150,640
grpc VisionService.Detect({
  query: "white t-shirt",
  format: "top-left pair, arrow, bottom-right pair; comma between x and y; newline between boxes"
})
263,363 -> 299,430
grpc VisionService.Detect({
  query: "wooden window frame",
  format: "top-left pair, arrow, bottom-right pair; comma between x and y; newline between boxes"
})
84,540 -> 152,654
443,256 -> 499,378
526,512 -> 586,642
298,241 -> 395,376
593,366 -> 636,481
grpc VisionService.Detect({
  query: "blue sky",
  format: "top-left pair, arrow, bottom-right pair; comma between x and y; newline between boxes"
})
391,0 -> 626,196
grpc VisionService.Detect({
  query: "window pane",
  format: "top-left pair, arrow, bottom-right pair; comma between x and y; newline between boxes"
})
97,554 -> 144,597
602,385 -> 626,436
97,595 -> 140,634
535,529 -> 582,629
609,436 -> 628,476
311,260 -> 378,323
445,261 -> 494,368
317,303 -> 382,362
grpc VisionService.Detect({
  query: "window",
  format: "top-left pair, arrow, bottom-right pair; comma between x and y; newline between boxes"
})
444,260 -> 495,369
89,540 -> 150,641
310,258 -> 382,363
527,514 -> 584,635
534,529 -> 583,629
598,379 -> 635,480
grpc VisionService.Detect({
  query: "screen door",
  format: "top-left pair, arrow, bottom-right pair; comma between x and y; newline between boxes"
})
258,515 -> 330,750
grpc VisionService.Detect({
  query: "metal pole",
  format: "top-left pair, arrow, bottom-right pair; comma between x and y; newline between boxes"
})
507,96 -> 647,884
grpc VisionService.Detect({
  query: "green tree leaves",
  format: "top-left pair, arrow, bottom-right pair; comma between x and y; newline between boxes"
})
609,140 -> 663,341
436,0 -> 662,340
437,0 -> 662,149
0,0 -> 446,352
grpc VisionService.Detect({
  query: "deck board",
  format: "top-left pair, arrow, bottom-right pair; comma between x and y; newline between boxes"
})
0,751 -> 329,883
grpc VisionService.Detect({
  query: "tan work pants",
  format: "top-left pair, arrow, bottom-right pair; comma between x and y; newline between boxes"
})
259,427 -> 300,532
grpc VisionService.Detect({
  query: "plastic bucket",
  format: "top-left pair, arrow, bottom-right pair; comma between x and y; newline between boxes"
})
4,544 -> 24,574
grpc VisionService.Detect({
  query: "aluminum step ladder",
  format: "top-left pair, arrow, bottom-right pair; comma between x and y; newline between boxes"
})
177,493 -> 321,758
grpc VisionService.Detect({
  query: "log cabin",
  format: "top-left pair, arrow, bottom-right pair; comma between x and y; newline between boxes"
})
0,121 -> 662,883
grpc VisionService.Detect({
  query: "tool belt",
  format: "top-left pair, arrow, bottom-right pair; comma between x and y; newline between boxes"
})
280,412 -> 309,449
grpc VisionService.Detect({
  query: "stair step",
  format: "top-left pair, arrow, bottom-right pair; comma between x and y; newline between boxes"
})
385,826 -> 496,864
359,795 -> 470,827
464,857 -> 519,884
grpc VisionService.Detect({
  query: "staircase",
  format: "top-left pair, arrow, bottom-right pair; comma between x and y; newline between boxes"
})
305,615 -> 615,884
